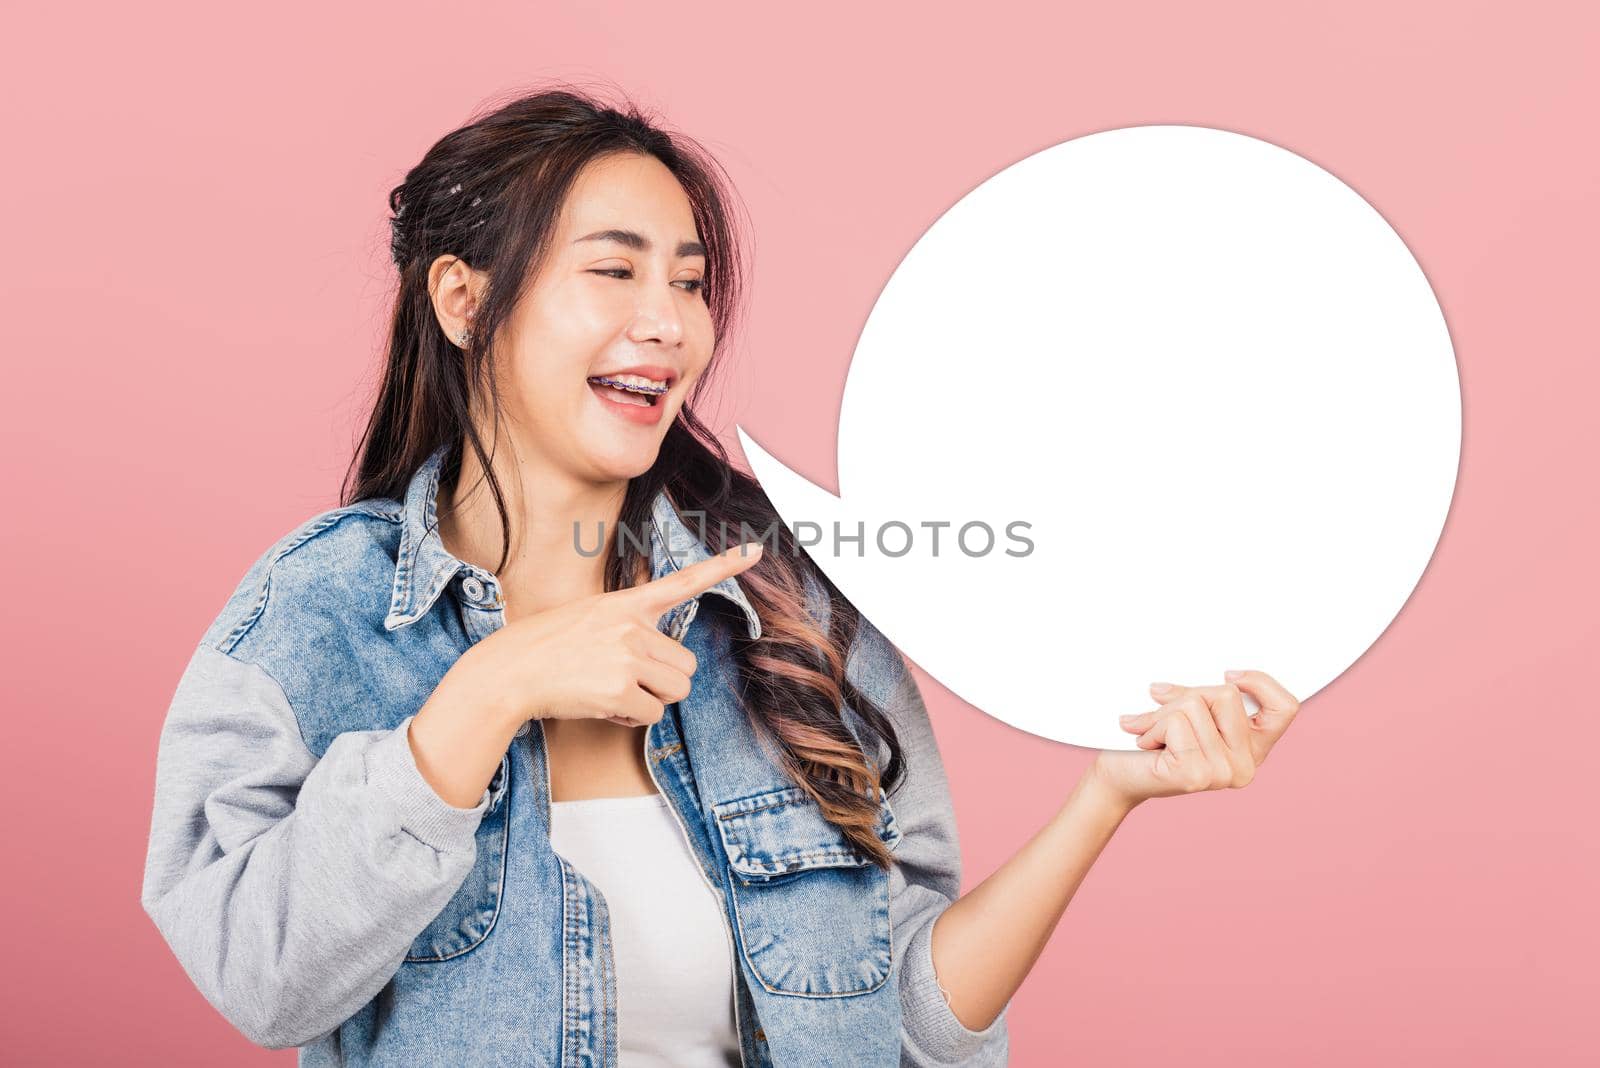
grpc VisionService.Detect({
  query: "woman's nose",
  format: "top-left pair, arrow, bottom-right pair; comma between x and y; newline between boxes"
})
627,284 -> 685,345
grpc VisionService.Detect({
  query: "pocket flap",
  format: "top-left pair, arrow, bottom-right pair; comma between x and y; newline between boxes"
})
405,753 -> 512,962
712,785 -> 901,881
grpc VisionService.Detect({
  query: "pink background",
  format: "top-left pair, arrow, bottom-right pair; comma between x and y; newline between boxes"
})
5,1 -> 1596,1064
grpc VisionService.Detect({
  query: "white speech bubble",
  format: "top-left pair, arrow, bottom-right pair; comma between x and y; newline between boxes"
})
736,125 -> 1459,749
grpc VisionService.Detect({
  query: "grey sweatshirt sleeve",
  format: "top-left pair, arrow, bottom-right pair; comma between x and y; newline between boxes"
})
850,623 -> 1012,1067
139,642 -> 493,1050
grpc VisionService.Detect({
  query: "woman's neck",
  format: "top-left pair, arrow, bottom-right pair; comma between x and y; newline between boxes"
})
437,441 -> 628,618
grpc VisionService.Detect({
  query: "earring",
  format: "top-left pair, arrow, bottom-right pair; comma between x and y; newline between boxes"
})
457,328 -> 472,346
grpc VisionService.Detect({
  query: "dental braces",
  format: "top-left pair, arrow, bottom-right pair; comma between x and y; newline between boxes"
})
589,375 -> 670,396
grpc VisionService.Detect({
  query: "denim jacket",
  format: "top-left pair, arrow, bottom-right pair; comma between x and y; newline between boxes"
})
140,444 -> 1010,1066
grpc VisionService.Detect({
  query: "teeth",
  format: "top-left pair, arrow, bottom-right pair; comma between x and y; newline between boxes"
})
589,373 -> 669,395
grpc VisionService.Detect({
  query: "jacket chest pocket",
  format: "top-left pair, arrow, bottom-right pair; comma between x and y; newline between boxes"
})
405,754 -> 512,962
712,785 -> 902,998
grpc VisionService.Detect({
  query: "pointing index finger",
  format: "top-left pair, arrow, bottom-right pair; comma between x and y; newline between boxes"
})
631,541 -> 764,615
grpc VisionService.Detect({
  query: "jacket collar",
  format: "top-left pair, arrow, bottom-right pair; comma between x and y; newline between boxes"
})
384,444 -> 761,640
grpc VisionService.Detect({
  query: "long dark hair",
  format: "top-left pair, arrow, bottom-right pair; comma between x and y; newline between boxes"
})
341,84 -> 905,867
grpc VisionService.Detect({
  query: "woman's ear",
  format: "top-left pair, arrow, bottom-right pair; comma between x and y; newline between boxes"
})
428,254 -> 487,345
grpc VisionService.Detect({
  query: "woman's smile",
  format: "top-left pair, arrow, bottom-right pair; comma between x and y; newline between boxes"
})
587,376 -> 668,424
585,363 -> 678,425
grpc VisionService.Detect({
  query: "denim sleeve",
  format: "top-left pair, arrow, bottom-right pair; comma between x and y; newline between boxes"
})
139,642 -> 492,1050
848,620 -> 1012,1067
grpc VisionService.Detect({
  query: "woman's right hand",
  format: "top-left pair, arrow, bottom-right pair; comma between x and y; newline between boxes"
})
453,541 -> 764,731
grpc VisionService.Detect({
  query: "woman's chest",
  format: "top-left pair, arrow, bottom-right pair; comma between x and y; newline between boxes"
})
542,718 -> 658,801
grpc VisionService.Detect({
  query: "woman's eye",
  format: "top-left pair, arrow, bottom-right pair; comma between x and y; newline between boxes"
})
590,268 -> 704,295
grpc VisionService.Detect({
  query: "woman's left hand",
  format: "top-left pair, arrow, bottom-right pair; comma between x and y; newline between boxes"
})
1088,670 -> 1302,810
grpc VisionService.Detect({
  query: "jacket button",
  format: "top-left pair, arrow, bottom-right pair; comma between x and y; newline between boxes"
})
754,1028 -> 766,1042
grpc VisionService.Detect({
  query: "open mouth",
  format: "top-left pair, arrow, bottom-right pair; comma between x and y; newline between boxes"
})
586,374 -> 670,408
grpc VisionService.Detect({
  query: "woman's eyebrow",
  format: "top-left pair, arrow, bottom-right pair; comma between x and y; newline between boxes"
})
574,228 -> 706,259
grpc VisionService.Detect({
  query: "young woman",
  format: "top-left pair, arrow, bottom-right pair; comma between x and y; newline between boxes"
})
140,87 -> 1303,1067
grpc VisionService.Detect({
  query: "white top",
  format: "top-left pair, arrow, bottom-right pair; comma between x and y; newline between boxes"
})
548,792 -> 741,1067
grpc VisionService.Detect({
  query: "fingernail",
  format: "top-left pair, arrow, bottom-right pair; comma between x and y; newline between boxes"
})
1118,714 -> 1136,724
1149,682 -> 1173,695
1224,670 -> 1244,681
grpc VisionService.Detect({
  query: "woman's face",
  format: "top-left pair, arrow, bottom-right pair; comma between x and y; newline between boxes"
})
492,151 -> 715,485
